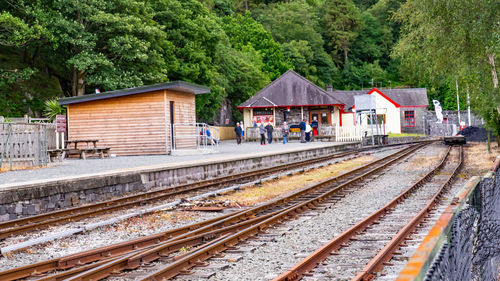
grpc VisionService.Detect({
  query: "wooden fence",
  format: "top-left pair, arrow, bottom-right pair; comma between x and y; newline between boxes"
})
212,126 -> 237,140
0,123 -> 51,170
335,126 -> 363,142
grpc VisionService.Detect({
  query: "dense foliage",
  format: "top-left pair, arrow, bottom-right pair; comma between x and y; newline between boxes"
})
0,0 -> 498,131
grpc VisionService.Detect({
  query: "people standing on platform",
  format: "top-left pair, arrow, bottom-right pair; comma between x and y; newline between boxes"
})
311,117 -> 319,137
259,123 -> 266,145
234,122 -> 242,145
240,121 -> 245,140
305,121 -> 312,142
300,119 -> 306,143
282,122 -> 289,144
265,123 -> 274,144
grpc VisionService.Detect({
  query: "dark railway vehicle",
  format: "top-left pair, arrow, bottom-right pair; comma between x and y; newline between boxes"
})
444,135 -> 466,145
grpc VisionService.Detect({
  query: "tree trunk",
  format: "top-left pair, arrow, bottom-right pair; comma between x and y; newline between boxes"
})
72,68 -> 77,96
343,46 -> 348,67
77,70 -> 85,96
215,99 -> 232,126
72,69 -> 86,96
487,52 -> 498,89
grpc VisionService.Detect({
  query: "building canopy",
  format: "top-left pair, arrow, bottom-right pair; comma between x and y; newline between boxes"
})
59,81 -> 210,105
330,88 -> 429,110
237,70 -> 343,108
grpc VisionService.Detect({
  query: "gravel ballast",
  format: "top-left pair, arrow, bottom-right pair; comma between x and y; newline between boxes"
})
163,143 -> 449,281
0,145 -> 403,271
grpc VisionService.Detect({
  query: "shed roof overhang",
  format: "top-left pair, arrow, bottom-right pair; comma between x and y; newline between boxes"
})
237,103 -> 343,109
59,81 -> 210,105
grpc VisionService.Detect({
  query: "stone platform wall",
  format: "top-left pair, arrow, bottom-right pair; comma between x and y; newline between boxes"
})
0,142 -> 360,221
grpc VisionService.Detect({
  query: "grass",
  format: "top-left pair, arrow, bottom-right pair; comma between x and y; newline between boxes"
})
463,142 -> 500,176
214,156 -> 375,206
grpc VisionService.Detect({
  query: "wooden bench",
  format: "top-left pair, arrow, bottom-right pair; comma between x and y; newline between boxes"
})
48,149 -> 68,162
66,147 -> 110,160
63,139 -> 111,160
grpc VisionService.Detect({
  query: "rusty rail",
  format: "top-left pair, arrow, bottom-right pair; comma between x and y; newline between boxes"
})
0,149 -> 361,239
273,145 -> 461,281
136,144 -> 429,281
353,146 -> 463,281
0,143 -> 427,281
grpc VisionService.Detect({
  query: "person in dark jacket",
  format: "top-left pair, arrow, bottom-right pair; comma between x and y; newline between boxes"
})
259,124 -> 266,145
299,119 -> 306,143
234,122 -> 242,145
265,123 -> 274,144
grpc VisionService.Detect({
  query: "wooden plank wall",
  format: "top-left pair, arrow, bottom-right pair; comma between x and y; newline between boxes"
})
168,91 -> 197,150
68,91 -> 167,155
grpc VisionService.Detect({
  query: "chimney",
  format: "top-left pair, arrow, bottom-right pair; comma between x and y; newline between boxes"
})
326,85 -> 333,92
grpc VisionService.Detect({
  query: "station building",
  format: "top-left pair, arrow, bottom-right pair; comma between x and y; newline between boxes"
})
331,87 -> 429,134
237,70 -> 344,132
59,81 -> 210,155
238,70 -> 428,138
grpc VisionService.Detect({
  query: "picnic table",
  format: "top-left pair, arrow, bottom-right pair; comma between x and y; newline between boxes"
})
48,139 -> 110,161
65,139 -> 99,149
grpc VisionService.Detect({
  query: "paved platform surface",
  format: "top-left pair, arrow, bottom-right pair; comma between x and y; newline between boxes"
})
0,140 -> 350,188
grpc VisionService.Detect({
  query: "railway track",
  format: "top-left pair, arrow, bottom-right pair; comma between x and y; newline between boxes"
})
0,142 -> 430,281
0,147 -> 378,241
273,145 -> 463,281
83,143 -> 426,281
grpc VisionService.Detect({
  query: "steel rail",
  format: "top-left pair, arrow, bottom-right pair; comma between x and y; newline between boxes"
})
60,207 -> 296,281
0,143 -> 426,281
0,210 -> 245,281
272,145 -> 459,281
0,149 -> 363,239
352,145 -> 463,281
137,143 -> 429,281
41,145 -> 427,281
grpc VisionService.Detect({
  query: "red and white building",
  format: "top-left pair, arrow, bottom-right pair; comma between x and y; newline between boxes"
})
238,70 -> 429,140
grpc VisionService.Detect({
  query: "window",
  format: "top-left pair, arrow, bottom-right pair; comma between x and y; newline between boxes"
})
404,111 -> 415,127
368,114 -> 386,125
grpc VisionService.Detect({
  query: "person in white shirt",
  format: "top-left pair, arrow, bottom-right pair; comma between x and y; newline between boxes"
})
305,121 -> 312,142
240,121 -> 245,140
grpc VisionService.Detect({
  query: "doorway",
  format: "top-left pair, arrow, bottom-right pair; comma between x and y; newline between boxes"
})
170,101 -> 174,149
309,109 -> 330,125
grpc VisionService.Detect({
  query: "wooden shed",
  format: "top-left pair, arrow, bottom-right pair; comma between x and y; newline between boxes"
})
59,81 -> 210,156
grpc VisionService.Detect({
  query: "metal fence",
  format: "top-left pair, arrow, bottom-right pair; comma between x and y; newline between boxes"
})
0,123 -> 50,170
171,123 -> 219,151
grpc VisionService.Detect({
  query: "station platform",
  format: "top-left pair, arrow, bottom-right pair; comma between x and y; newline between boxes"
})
0,141 -> 353,187
0,140 -> 360,221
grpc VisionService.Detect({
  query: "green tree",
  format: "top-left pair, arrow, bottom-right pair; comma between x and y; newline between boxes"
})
222,12 -> 291,80
394,0 -> 500,140
254,0 -> 339,86
320,0 -> 362,68
3,0 -> 168,96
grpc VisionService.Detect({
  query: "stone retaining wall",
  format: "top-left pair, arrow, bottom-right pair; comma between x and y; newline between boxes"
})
0,142 -> 360,221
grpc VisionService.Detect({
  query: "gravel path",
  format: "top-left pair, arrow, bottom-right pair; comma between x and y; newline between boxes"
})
160,143 -> 448,281
0,141 -> 342,186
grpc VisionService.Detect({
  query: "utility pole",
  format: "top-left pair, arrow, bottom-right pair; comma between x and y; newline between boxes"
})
456,80 -> 461,125
467,85 -> 471,126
